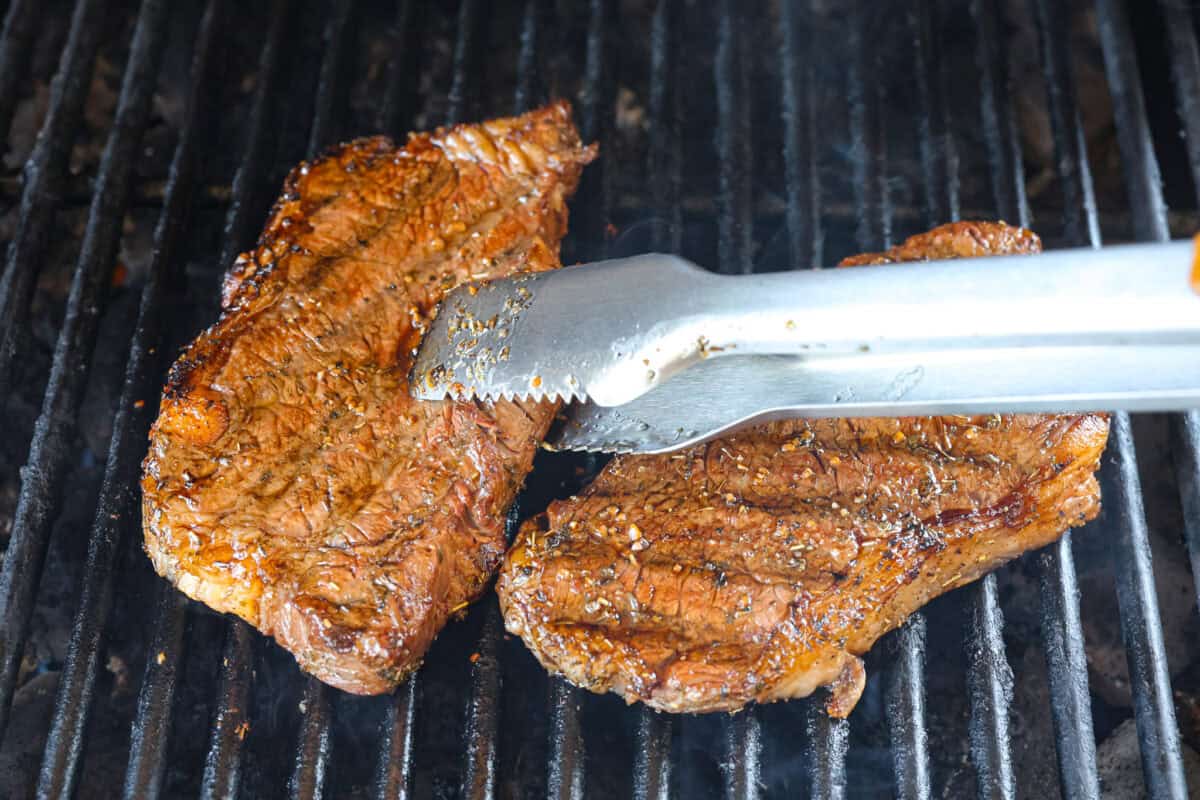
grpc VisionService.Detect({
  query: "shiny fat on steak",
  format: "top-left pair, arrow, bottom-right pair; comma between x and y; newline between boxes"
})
141,103 -> 595,694
496,222 -> 1110,716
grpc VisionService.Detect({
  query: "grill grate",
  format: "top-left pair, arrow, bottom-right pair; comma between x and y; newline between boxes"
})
32,1 -> 172,793
0,0 -> 108,739
0,1 -> 1196,797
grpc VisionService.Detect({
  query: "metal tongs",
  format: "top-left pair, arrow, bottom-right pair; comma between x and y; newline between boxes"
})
411,239 -> 1200,453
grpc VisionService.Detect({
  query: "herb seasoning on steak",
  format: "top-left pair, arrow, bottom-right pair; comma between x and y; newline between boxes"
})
142,103 -> 595,694
496,222 -> 1110,716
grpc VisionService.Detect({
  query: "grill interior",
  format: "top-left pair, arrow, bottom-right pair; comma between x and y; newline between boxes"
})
0,0 -> 1198,797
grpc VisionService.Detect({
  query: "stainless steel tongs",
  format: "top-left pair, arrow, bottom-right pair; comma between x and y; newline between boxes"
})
411,239 -> 1200,453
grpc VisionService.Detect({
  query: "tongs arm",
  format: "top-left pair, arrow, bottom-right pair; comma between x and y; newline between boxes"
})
586,240 -> 1200,407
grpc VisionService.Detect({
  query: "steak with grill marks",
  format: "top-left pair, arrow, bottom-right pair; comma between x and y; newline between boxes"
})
142,103 -> 595,694
497,222 -> 1110,716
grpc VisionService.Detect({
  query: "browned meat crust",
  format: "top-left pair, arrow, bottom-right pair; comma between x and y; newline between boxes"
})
496,222 -> 1109,716
142,103 -> 595,694
838,220 -> 1041,265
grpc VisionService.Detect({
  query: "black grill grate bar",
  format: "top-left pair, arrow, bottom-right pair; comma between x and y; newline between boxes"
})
1037,535 -> 1101,800
215,0 -> 292,272
578,0 -> 607,152
909,3 -> 960,227
1173,412 -> 1200,613
1092,2 -> 1189,797
806,701 -> 848,800
1094,0 -> 1170,243
1031,0 -> 1100,249
0,0 -> 38,153
911,1 -> 961,226
969,0 -> 1030,228
374,671 -> 418,800
124,587 -> 190,799
201,621 -> 256,800
445,0 -> 478,128
198,1 -> 292,793
885,618 -> 932,800
569,0 -> 610,273
306,0 -> 355,160
513,0 -> 540,116
377,0 -> 415,138
30,0 -> 175,794
290,677 -> 334,800
1163,0 -> 1200,198
779,0 -> 821,268
633,711 -> 672,800
964,575 -> 1016,799
0,0 -> 104,403
646,0 -> 682,256
546,679 -> 585,800
723,711 -> 763,800
846,6 -> 886,254
461,602 -> 503,800
714,0 -> 753,277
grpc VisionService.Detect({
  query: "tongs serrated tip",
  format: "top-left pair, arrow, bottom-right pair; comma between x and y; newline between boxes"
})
410,254 -> 714,408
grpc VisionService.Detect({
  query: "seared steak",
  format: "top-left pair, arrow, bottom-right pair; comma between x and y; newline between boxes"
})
142,103 -> 595,694
497,222 -> 1109,716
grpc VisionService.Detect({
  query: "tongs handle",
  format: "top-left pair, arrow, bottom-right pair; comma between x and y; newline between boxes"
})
589,240 -> 1200,407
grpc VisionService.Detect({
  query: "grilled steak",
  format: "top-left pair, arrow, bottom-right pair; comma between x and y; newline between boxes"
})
497,222 -> 1110,716
142,103 -> 595,694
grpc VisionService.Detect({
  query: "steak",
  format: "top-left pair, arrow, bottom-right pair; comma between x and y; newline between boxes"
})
496,222 -> 1110,716
142,103 -> 595,694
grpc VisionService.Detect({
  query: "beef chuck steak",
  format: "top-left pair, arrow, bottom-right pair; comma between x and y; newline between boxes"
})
142,103 -> 595,694
496,221 -> 1110,716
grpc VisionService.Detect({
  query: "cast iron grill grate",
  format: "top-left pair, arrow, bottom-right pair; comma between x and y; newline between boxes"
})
0,1 -> 1196,798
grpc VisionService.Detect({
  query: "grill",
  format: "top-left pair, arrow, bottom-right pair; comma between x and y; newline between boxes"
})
0,0 -> 1197,797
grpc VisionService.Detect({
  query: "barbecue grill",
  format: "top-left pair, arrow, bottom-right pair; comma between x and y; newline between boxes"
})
0,0 -> 1197,797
